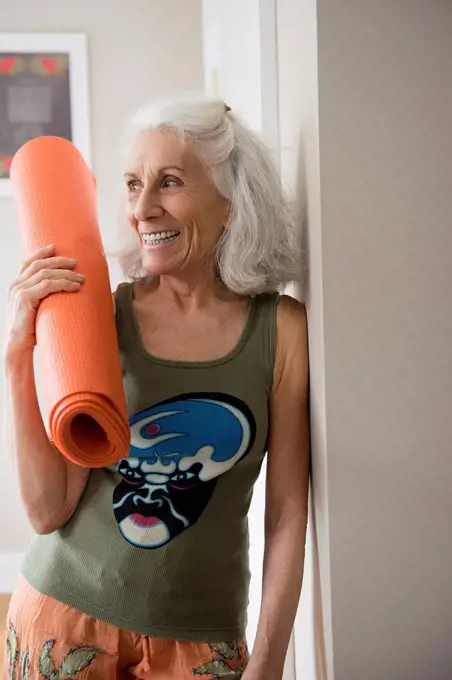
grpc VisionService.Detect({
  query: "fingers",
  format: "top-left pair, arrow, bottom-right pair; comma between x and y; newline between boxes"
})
13,277 -> 82,312
35,278 -> 83,297
19,245 -> 78,275
8,246 -> 84,351
15,245 -> 80,290
21,267 -> 85,290
20,256 -> 78,281
11,246 -> 85,308
19,244 -> 55,274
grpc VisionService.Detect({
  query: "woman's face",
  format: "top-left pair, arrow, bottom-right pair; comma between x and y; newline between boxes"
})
125,129 -> 229,277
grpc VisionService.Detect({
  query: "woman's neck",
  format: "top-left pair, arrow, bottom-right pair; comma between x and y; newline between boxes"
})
140,273 -> 237,312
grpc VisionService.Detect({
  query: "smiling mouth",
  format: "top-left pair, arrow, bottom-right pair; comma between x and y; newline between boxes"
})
142,230 -> 180,246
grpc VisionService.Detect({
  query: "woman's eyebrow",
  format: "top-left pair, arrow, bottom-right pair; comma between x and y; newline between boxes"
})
160,165 -> 185,174
124,166 -> 185,179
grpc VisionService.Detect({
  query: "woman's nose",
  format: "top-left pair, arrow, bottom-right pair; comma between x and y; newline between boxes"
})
134,189 -> 165,222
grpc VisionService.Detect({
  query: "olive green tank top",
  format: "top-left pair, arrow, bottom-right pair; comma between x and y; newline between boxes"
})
21,283 -> 278,642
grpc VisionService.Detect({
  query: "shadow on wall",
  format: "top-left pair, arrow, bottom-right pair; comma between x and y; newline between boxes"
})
311,493 -> 328,680
295,133 -> 328,680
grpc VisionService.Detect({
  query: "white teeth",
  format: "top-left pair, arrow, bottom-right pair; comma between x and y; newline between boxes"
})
142,230 -> 180,245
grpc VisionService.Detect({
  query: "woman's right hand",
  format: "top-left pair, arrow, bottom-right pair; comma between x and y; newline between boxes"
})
6,244 -> 85,356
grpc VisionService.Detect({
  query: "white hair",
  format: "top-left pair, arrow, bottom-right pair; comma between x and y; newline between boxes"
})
115,95 -> 302,295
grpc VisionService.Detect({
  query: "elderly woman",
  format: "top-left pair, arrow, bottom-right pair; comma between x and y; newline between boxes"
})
4,98 -> 309,680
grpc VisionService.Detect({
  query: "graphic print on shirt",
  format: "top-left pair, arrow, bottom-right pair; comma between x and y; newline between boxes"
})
112,393 -> 256,549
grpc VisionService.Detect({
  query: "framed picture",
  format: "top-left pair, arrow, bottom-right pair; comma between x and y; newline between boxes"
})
0,33 -> 90,196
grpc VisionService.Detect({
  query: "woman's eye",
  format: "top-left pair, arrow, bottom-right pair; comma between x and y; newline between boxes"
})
127,181 -> 141,193
162,176 -> 180,188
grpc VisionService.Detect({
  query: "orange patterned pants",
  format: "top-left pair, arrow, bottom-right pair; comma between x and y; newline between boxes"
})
4,576 -> 249,679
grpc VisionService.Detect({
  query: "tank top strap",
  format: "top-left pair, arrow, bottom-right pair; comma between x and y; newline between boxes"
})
113,281 -> 135,349
239,292 -> 279,393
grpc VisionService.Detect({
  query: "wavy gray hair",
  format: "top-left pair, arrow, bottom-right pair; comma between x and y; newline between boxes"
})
116,96 -> 301,295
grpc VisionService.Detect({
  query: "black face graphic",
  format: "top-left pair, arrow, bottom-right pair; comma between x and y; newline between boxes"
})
112,394 -> 256,549
113,461 -> 216,543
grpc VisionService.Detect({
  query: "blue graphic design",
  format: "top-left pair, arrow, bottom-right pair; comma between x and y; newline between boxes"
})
112,394 -> 256,549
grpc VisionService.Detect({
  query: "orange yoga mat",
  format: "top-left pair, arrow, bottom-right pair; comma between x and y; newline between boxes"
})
10,136 -> 130,468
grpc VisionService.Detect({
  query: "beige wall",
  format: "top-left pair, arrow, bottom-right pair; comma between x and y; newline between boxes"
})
286,1 -> 452,678
0,0 -> 204,556
276,1 -> 325,679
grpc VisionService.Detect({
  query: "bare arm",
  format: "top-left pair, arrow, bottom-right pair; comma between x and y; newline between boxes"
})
246,296 -> 310,680
4,245 -> 90,535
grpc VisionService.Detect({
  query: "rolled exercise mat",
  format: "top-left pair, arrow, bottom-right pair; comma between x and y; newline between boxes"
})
10,136 -> 130,468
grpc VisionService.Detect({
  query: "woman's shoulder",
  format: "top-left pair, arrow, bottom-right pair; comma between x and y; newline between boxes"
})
275,294 -> 308,354
253,292 -> 305,335
276,293 -> 306,318
271,294 -> 308,393
111,281 -> 134,310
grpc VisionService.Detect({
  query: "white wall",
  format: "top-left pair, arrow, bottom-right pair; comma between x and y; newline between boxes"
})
0,0 -> 204,563
202,0 -> 262,131
285,1 -> 452,678
276,1 -> 323,678
202,0 -> 279,154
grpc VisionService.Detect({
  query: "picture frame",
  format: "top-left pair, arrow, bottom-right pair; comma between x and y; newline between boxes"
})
0,32 -> 90,197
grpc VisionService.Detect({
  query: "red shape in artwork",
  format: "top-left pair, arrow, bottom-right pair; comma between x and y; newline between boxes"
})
145,424 -> 161,436
0,57 -> 16,74
41,57 -> 58,74
4,156 -> 13,172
